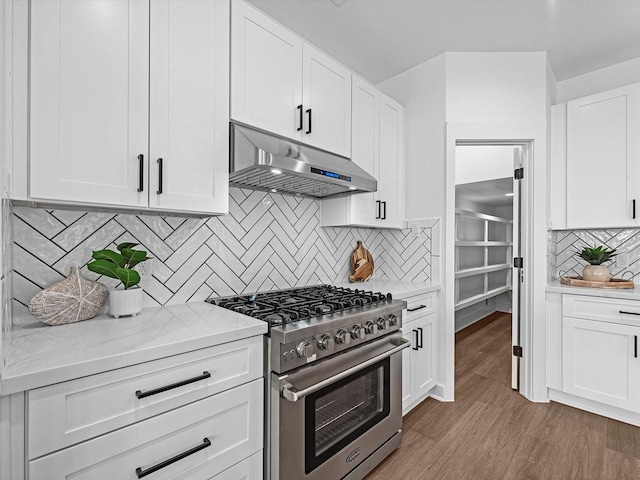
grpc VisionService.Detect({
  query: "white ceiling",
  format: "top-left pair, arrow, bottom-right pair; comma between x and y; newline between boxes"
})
247,0 -> 640,84
456,177 -> 513,208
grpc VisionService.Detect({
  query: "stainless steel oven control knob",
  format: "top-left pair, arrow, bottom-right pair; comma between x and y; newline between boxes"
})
350,324 -> 364,340
377,317 -> 389,331
388,314 -> 398,327
335,329 -> 351,345
318,334 -> 334,351
365,320 -> 378,335
296,341 -> 314,358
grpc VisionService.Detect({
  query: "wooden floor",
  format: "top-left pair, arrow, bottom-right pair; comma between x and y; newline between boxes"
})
366,311 -> 640,480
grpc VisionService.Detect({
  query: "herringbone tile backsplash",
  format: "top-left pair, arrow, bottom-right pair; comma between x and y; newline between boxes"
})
549,228 -> 640,281
12,187 -> 434,325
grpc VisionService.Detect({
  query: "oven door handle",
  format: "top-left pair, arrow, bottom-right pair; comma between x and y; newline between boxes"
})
281,337 -> 411,402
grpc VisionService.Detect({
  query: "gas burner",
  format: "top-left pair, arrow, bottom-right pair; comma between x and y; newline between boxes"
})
207,285 -> 393,326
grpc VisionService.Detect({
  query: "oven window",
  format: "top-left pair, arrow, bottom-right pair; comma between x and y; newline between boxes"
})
305,358 -> 391,474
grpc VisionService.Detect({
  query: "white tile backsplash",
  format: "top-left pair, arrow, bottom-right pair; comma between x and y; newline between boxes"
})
11,188 -> 434,327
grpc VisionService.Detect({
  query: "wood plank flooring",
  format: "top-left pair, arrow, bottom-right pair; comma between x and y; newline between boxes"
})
365,311 -> 640,480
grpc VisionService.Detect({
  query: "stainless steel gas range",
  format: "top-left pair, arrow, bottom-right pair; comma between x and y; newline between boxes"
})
208,285 -> 409,480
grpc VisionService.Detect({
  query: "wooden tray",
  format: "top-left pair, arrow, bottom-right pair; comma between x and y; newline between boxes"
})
560,276 -> 634,289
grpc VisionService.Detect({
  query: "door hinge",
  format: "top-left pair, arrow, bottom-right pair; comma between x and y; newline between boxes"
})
513,257 -> 523,268
514,167 -> 524,179
513,345 -> 523,357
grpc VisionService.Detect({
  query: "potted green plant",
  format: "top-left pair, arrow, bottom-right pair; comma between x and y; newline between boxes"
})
87,242 -> 150,318
575,245 -> 617,282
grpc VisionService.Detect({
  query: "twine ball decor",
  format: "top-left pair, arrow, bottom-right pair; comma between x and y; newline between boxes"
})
28,266 -> 108,326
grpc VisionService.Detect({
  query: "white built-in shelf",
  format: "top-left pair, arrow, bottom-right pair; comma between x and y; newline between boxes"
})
455,264 -> 511,279
454,207 -> 513,311
454,285 -> 512,311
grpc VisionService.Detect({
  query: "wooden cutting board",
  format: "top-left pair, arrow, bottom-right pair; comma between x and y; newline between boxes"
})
349,241 -> 374,282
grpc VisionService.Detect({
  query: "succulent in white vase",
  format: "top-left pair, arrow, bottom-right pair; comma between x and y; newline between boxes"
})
575,245 -> 617,282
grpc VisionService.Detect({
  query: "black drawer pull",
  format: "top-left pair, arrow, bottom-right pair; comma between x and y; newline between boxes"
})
418,327 -> 424,349
620,311 -> 640,316
156,158 -> 163,195
376,200 -> 381,219
135,371 -> 211,399
382,201 -> 387,220
412,330 -> 419,350
635,336 -> 638,358
407,305 -> 427,312
135,437 -> 211,478
137,154 -> 144,192
634,199 -> 637,219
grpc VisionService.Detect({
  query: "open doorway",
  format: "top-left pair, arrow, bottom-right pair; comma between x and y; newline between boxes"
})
453,144 -> 524,391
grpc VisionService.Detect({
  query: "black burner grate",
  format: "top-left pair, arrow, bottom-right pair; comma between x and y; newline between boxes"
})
207,285 -> 392,326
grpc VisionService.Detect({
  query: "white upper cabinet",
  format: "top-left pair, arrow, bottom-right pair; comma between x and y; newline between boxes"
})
28,0 -> 229,215
301,44 -> 352,156
565,83 -> 640,229
149,0 -> 229,214
321,77 -> 404,229
230,0 -> 303,141
30,0 -> 150,208
231,0 -> 351,157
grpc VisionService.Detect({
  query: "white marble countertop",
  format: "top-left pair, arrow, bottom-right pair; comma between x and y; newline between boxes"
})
334,280 -> 440,299
0,302 -> 267,395
546,281 -> 640,300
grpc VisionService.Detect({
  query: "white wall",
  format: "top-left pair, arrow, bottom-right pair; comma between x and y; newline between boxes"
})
377,54 -> 446,221
446,52 -> 548,122
556,56 -> 640,104
455,145 -> 514,185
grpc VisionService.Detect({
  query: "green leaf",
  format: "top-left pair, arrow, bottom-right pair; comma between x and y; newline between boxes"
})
121,248 -> 148,268
115,267 -> 140,289
117,242 -> 139,252
91,250 -> 126,268
87,259 -> 121,280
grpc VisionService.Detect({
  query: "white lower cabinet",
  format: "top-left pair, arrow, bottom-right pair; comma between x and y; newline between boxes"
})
401,292 -> 437,414
24,336 -> 264,480
550,294 -> 640,421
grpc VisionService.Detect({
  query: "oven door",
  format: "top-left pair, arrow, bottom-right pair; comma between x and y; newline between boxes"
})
272,333 -> 409,480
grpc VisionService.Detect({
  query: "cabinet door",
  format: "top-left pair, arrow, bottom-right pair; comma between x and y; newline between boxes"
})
378,94 -> 404,228
302,43 -> 352,157
350,77 -> 379,226
414,314 -> 435,398
563,316 -> 640,412
149,0 -> 228,215
230,0 -> 303,141
30,0 -> 149,207
566,84 -> 640,228
402,325 -> 416,414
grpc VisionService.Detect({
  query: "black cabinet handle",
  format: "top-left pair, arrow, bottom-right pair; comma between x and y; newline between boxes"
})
634,199 -> 637,219
407,305 -> 427,312
306,108 -> 312,134
376,200 -> 381,219
137,154 -> 144,192
382,201 -> 387,220
135,437 -> 211,478
418,327 -> 424,349
620,311 -> 640,316
156,158 -> 163,195
635,336 -> 638,358
297,104 -> 303,131
135,371 -> 211,399
412,330 -> 419,350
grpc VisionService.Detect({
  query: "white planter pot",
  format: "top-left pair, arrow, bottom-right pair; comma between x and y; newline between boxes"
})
582,264 -> 611,282
109,287 -> 142,318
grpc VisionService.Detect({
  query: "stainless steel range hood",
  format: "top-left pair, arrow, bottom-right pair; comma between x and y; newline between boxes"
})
229,122 -> 377,198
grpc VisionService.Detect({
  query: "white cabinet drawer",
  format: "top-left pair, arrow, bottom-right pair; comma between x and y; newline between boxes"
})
402,292 -> 436,324
28,336 -> 263,459
214,451 -> 262,479
29,379 -> 263,480
562,294 -> 640,325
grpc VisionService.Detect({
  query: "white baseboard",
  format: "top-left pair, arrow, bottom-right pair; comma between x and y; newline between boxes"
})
548,388 -> 640,427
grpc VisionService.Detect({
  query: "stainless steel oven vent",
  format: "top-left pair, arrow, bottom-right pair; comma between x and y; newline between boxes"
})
230,122 -> 377,199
